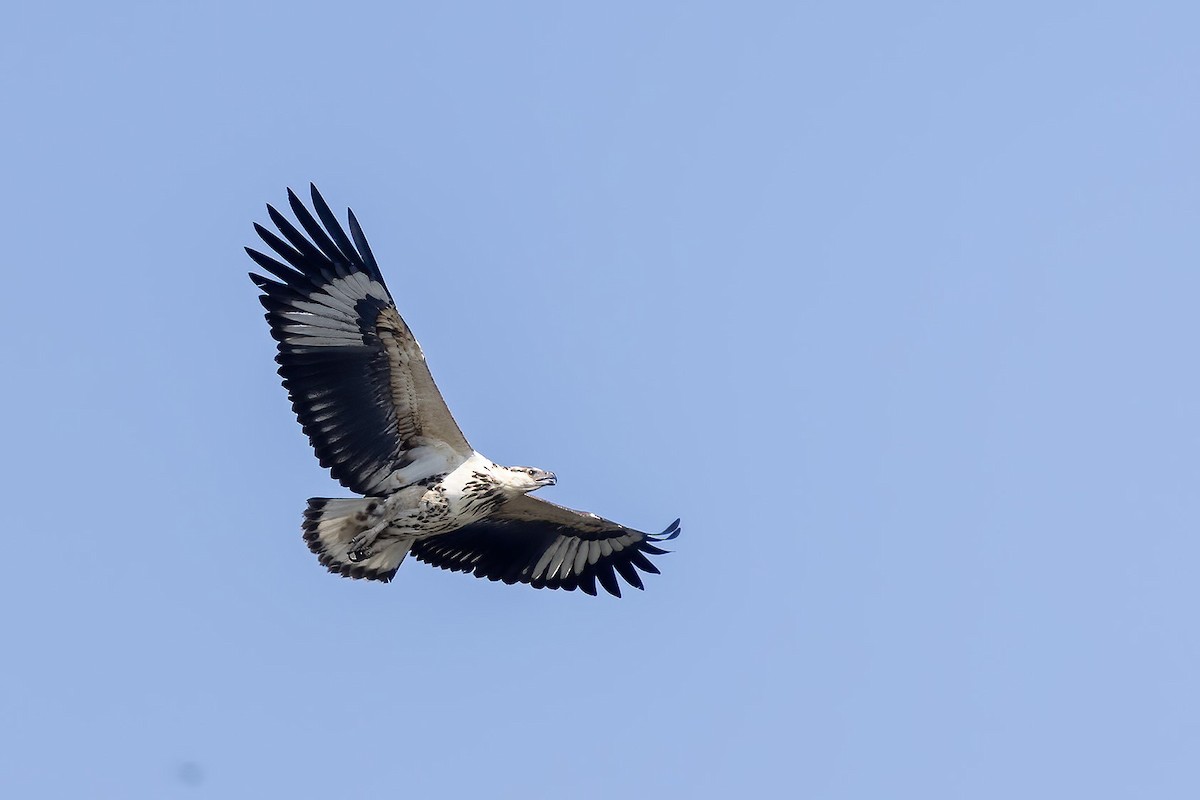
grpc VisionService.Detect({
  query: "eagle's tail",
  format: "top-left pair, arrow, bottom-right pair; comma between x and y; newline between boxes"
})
302,498 -> 414,582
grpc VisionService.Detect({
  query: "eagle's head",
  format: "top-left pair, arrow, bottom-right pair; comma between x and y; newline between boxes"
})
499,465 -> 557,494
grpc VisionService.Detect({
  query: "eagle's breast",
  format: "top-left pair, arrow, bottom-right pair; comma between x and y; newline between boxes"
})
458,470 -> 508,518
401,455 -> 507,536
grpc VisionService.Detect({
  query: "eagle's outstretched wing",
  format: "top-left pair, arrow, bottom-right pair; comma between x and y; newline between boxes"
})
248,185 -> 472,495
411,495 -> 681,596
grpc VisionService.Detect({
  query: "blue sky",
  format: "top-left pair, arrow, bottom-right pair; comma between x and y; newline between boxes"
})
2,2 -> 1197,797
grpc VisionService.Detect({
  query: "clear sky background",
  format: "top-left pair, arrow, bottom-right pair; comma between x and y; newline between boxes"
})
2,2 -> 1197,798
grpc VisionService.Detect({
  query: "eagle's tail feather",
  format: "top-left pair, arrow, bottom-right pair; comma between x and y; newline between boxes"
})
302,498 -> 413,582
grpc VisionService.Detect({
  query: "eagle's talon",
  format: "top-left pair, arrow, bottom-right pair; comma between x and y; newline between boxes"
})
346,531 -> 373,558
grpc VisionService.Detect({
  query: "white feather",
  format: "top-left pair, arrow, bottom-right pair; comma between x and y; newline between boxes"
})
532,537 -> 564,579
573,541 -> 590,575
555,539 -> 581,579
545,539 -> 572,580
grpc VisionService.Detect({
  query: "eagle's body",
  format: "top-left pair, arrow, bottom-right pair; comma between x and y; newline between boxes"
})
300,452 -> 550,582
248,185 -> 679,596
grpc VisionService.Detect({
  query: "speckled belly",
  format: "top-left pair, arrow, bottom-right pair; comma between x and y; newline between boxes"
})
395,470 -> 506,537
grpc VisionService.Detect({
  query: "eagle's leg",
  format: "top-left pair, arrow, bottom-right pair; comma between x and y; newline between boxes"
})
345,499 -> 394,562
346,497 -> 416,561
346,523 -> 387,562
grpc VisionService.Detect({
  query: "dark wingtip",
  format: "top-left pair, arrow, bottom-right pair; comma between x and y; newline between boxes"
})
346,207 -> 381,280
308,183 -> 357,262
629,550 -> 661,575
652,518 -> 682,541
245,247 -> 298,283
265,203 -> 288,229
597,568 -> 622,598
251,222 -> 274,243
614,560 -> 645,591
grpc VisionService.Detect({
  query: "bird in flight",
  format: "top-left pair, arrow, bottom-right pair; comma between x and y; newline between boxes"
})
247,185 -> 680,596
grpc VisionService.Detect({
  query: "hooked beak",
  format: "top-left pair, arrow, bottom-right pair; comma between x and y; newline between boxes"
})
539,471 -> 557,487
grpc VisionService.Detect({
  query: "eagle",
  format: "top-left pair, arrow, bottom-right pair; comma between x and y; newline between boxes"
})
247,185 -> 680,596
